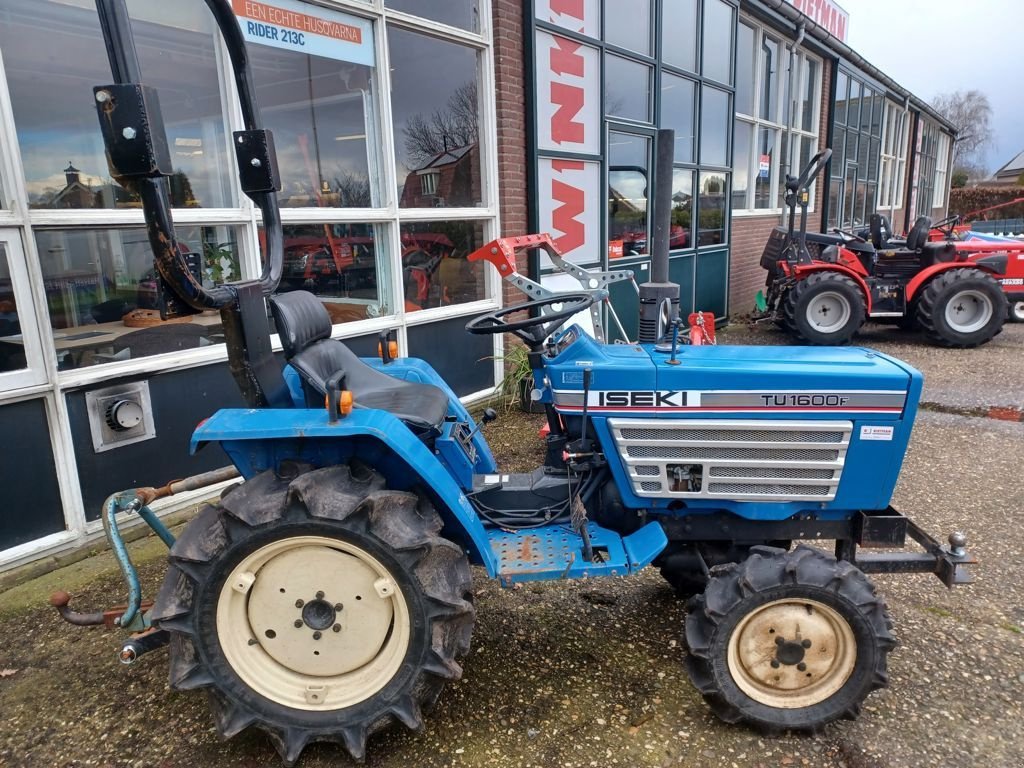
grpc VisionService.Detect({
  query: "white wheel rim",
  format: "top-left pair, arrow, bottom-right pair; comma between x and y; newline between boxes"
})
727,598 -> 857,709
1012,301 -> 1024,322
944,289 -> 993,333
806,291 -> 852,333
217,535 -> 411,711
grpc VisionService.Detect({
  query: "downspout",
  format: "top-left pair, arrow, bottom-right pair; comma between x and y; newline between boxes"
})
781,23 -> 806,185
904,106 -> 921,233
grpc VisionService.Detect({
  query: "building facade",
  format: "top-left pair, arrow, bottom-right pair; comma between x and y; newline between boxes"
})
0,0 -> 954,568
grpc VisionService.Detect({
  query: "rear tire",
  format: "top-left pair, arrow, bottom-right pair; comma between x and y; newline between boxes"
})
916,268 -> 1005,347
152,464 -> 475,765
783,272 -> 865,345
659,541 -> 791,599
684,546 -> 895,732
1009,299 -> 1024,323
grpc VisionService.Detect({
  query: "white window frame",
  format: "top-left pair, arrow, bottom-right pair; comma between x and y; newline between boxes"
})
733,17 -> 821,216
933,132 -> 951,209
878,100 -> 909,212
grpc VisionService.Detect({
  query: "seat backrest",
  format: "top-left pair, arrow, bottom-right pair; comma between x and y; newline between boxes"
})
905,216 -> 932,251
869,214 -> 892,249
269,290 -> 364,406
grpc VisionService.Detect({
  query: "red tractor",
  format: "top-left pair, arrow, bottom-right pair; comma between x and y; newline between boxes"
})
759,150 -> 1009,347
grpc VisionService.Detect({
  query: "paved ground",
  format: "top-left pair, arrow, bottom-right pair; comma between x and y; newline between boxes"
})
0,321 -> 1022,768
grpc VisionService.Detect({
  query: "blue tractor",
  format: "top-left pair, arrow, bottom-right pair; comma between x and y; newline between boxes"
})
53,1 -> 973,764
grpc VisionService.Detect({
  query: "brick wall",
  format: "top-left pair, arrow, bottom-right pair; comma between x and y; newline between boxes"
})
726,56 -> 832,317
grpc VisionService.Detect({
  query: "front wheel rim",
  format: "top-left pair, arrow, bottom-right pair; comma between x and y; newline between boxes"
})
806,291 -> 852,333
944,289 -> 994,333
727,598 -> 857,709
216,535 -> 411,712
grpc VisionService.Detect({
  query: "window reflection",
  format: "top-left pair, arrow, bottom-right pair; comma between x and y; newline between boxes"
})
277,224 -> 389,324
35,226 -> 240,369
399,221 -> 487,311
700,86 -> 731,166
250,45 -> 379,208
671,169 -> 694,250
701,0 -> 734,84
661,0 -> 698,72
732,121 -> 752,208
606,0 -> 652,55
608,133 -> 650,259
0,245 -> 26,373
734,22 -> 755,116
754,127 -> 778,208
698,172 -> 727,246
661,74 -> 696,164
605,55 -> 652,123
0,0 -> 232,210
385,0 -> 479,32
389,29 -> 482,208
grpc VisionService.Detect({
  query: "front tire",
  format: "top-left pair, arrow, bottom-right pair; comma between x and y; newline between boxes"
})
684,546 -> 895,732
916,268 -> 1005,347
1009,299 -> 1024,323
152,464 -> 475,765
783,272 -> 865,345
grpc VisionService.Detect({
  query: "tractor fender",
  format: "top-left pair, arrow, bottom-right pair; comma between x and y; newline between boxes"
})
191,408 -> 500,576
905,261 -> 1001,303
792,263 -> 873,313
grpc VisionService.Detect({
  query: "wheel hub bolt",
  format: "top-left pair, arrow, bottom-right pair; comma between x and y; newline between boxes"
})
797,662 -> 807,672
332,624 -> 341,633
295,599 -> 304,608
313,631 -> 322,640
316,591 -> 325,599
294,619 -> 303,628
334,603 -> 343,612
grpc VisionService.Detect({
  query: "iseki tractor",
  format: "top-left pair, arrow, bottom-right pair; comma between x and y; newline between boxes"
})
51,2 -> 974,764
758,149 -> 1016,347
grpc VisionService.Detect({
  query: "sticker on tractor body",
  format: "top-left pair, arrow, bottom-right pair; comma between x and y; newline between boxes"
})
860,425 -> 895,441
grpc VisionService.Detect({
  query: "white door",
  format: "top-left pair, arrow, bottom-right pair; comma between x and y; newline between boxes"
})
0,228 -> 48,391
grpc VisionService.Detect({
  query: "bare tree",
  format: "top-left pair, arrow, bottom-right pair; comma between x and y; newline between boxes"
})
932,89 -> 994,176
403,81 -> 479,167
330,171 -> 372,207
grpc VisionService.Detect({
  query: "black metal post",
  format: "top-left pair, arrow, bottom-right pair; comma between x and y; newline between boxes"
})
638,129 -> 680,342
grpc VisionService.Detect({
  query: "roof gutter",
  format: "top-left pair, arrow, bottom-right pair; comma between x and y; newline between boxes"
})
749,0 -> 958,136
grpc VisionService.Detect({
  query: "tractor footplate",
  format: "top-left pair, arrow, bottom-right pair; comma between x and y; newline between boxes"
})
490,521 -> 666,586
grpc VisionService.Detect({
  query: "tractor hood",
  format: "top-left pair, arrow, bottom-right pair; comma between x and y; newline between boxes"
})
545,328 -> 921,420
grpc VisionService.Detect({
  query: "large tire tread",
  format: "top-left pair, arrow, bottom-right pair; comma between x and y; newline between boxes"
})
152,463 -> 474,765
782,272 -> 866,345
684,545 -> 895,733
916,268 -> 1005,348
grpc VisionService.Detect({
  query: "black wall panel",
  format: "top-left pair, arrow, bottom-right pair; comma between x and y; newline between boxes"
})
0,398 -> 65,549
407,317 -> 494,396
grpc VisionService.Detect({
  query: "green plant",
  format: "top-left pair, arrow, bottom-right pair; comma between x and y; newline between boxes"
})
489,342 -> 534,413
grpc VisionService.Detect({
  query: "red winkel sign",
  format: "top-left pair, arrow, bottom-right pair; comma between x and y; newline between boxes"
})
787,0 -> 849,41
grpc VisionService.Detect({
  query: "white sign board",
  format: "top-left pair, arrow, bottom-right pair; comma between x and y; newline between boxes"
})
534,30 -> 601,155
786,0 -> 849,42
537,158 -> 601,266
232,0 -> 375,67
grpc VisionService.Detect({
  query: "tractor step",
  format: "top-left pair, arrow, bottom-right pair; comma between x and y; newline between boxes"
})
490,521 -> 666,586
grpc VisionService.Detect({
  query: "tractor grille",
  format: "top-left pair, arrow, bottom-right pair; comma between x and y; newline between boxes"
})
609,418 -> 851,501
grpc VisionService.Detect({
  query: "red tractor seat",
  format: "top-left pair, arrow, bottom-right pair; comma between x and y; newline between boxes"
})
269,290 -> 449,433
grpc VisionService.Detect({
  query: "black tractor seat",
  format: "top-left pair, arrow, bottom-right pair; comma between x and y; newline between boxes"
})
875,215 -> 957,272
269,291 -> 449,433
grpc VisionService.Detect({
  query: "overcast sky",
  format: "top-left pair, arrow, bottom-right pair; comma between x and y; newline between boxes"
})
839,0 -> 1021,173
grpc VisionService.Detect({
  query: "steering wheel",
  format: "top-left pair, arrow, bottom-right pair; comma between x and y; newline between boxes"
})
832,227 -> 867,244
930,215 -> 961,238
465,293 -> 600,348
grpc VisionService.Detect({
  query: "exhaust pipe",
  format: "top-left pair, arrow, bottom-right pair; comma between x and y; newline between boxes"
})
638,129 -> 680,342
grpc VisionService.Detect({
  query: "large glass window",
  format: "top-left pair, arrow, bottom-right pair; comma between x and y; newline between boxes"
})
661,0 -> 698,73
0,0 -> 233,210
701,0 -> 735,85
0,244 -> 25,373
389,29 -> 483,209
700,86 -> 731,166
34,226 -> 242,369
608,132 -> 650,258
878,101 -> 909,210
661,74 -> 696,164
698,171 -> 727,245
605,0 -> 652,56
399,221 -> 487,312
671,169 -> 695,250
828,68 -> 884,229
915,120 -> 941,217
934,133 -> 951,209
385,0 -> 479,32
605,55 -> 652,123
732,19 -> 821,214
250,44 -> 380,209
277,223 -> 390,323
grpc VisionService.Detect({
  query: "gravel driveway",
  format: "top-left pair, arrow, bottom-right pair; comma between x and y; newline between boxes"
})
0,322 -> 1021,768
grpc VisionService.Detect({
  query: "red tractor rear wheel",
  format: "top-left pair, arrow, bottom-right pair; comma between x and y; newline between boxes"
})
783,272 -> 865,345
916,268 -> 1005,347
